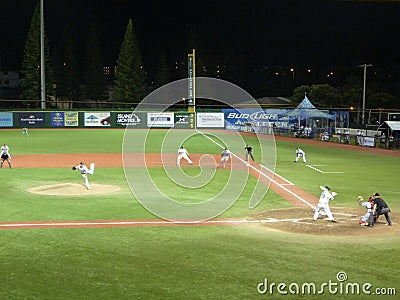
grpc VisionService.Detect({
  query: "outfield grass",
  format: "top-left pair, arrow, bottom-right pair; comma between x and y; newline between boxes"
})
0,129 -> 399,299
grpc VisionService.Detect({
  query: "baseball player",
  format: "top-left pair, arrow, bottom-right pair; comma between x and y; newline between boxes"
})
244,145 -> 255,164
176,146 -> 193,166
72,162 -> 95,190
294,147 -> 306,163
22,127 -> 29,137
0,144 -> 12,169
357,196 -> 375,227
220,148 -> 231,168
313,186 -> 337,222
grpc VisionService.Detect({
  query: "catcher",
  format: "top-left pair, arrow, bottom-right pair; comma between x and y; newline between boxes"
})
357,196 -> 375,227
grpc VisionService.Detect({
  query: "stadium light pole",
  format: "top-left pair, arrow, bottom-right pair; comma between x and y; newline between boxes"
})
358,63 -> 372,125
40,0 -> 46,109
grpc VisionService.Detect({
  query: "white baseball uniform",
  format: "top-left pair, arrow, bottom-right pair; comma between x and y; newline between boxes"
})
1,144 -> 10,156
22,127 -> 29,137
0,144 -> 12,168
220,149 -> 231,168
295,148 -> 306,162
75,163 -> 95,189
313,186 -> 336,221
177,147 -> 193,165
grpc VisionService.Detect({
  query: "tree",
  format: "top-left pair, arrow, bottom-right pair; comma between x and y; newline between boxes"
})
187,31 -> 207,77
155,51 -> 170,88
292,85 -> 312,105
176,30 -> 208,79
83,24 -> 107,101
309,84 -> 340,108
21,4 -> 54,105
113,19 -> 146,103
366,91 -> 398,109
54,33 -> 81,103
292,84 -> 340,108
341,87 -> 363,109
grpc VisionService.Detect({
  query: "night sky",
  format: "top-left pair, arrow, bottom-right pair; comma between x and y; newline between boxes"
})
1,0 -> 399,73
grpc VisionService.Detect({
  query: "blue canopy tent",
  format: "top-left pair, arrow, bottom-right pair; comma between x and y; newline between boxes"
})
279,95 -> 335,128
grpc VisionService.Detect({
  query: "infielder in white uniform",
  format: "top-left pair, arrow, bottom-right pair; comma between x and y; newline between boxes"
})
0,144 -> 12,169
294,147 -> 306,163
313,186 -> 337,222
177,146 -> 193,166
220,148 -> 231,168
22,127 -> 29,137
72,162 -> 95,189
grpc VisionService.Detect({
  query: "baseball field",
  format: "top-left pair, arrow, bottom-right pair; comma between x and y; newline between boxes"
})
0,128 -> 399,299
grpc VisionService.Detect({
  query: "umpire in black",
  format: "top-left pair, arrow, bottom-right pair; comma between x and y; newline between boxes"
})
372,193 -> 392,226
244,145 -> 255,162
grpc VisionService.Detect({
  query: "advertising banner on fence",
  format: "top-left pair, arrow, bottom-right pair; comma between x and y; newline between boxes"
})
114,112 -> 146,128
50,112 -> 65,127
223,109 -> 289,131
84,112 -> 111,127
17,112 -> 45,127
363,136 -> 375,147
174,112 -> 195,129
0,112 -> 13,127
196,112 -> 225,128
147,112 -> 175,128
65,112 -> 78,127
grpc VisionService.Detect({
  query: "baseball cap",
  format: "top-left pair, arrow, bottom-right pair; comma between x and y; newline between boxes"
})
325,186 -> 331,190
373,192 -> 380,196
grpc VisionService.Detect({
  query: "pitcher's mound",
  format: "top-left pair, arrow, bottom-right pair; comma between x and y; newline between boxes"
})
27,183 -> 121,195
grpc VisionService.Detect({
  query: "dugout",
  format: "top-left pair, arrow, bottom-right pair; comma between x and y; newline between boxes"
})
377,121 -> 400,149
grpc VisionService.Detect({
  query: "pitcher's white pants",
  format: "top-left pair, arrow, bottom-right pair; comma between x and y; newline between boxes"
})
82,163 -> 95,189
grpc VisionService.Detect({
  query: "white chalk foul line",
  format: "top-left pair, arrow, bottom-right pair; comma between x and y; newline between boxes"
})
259,164 -> 295,186
0,214 -> 362,229
307,165 -> 324,173
0,216 -> 361,229
0,219 -> 267,229
307,165 -> 345,174
243,160 -> 316,210
195,130 -> 316,209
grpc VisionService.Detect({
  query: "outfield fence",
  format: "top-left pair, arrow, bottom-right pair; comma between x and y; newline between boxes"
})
1,110 -> 399,150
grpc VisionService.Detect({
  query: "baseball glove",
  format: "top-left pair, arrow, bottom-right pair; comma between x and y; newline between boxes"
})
72,166 -> 76,170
